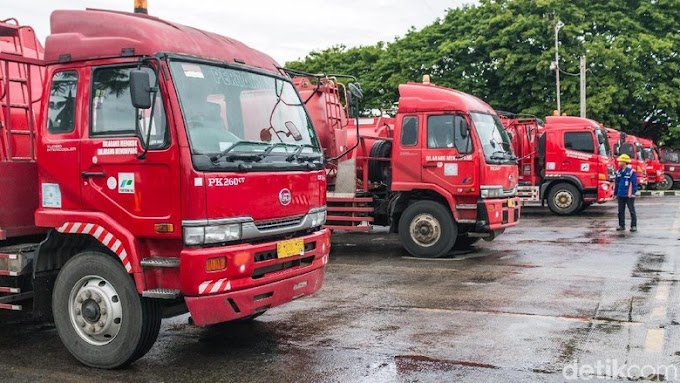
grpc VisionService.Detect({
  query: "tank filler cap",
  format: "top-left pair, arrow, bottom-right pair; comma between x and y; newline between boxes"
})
422,75 -> 431,84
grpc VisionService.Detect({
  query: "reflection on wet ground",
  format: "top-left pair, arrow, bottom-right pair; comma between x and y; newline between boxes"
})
1,197 -> 679,382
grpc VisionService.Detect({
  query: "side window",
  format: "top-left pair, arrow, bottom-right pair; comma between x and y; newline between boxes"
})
47,71 -> 78,134
564,132 -> 594,153
401,116 -> 418,146
427,114 -> 472,153
427,115 -> 453,148
91,67 -> 168,148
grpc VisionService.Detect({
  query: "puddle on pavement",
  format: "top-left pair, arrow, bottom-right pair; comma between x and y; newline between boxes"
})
394,355 -> 498,374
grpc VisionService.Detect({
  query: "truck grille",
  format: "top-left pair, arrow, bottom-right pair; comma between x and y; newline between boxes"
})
254,215 -> 304,231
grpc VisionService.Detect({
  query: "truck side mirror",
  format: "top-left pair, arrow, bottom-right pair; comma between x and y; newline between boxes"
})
130,69 -> 152,109
460,121 -> 469,138
285,121 -> 303,141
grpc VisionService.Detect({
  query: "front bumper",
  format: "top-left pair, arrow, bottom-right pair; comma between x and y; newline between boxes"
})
179,228 -> 330,325
597,180 -> 614,203
186,266 -> 325,326
477,196 -> 521,232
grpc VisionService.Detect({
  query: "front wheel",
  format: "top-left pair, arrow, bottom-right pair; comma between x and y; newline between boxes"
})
52,251 -> 161,369
398,200 -> 457,258
658,174 -> 673,191
547,183 -> 582,216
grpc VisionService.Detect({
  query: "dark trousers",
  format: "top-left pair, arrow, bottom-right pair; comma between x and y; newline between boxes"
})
618,197 -> 637,228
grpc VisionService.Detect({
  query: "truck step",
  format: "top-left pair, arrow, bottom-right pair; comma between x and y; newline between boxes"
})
327,206 -> 374,213
0,303 -> 22,311
326,224 -> 373,232
326,215 -> 374,223
0,248 -> 35,276
0,292 -> 33,310
142,289 -> 181,299
0,287 -> 20,294
140,257 -> 180,268
327,196 -> 374,203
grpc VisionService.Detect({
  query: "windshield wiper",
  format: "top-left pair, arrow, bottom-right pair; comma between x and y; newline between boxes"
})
286,144 -> 319,162
211,141 -> 269,162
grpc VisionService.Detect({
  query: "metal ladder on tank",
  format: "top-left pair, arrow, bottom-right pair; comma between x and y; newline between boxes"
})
0,18 -> 40,162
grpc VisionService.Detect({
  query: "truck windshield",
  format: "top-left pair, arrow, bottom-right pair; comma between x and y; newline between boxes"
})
594,129 -> 610,157
642,148 -> 656,161
634,143 -> 644,161
470,112 -> 514,163
169,61 -> 321,164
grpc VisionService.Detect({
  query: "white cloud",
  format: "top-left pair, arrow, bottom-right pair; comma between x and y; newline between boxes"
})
9,0 -> 474,64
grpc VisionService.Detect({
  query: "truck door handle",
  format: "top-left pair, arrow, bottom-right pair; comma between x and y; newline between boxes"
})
81,171 -> 106,178
423,163 -> 438,168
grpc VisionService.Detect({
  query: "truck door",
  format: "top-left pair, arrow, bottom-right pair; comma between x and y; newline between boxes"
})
79,65 -> 179,237
391,115 -> 422,186
561,130 -> 597,184
420,114 -> 476,196
38,69 -> 82,211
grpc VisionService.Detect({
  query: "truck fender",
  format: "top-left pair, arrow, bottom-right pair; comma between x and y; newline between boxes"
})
33,211 -> 146,292
388,183 -> 460,221
541,176 -> 584,199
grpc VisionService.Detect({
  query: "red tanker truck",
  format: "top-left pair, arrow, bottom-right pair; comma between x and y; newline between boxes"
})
0,9 -> 330,368
500,115 -> 614,214
292,74 -> 520,258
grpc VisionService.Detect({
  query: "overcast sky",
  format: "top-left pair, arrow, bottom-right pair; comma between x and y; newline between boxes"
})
10,0 -> 473,64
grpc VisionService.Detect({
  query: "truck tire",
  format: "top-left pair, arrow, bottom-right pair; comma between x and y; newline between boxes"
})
547,183 -> 581,215
453,236 -> 481,249
368,140 -> 392,183
398,200 -> 457,258
52,251 -> 161,369
658,174 -> 673,191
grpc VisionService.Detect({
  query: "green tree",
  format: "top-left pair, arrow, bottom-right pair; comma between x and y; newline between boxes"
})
287,0 -> 680,147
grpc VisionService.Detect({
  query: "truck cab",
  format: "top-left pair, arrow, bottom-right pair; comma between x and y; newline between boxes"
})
605,128 -> 648,188
659,148 -> 680,190
2,10 -> 330,369
638,137 -> 665,189
389,82 -> 520,255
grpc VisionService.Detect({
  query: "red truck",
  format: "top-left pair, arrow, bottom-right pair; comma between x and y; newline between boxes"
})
292,74 -> 520,258
605,128 -> 648,189
637,137 -> 665,189
0,9 -> 330,368
500,115 -> 614,215
659,148 -> 680,190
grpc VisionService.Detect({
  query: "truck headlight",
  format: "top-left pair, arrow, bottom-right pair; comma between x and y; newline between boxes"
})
480,186 -> 504,198
309,209 -> 327,227
183,223 -> 242,245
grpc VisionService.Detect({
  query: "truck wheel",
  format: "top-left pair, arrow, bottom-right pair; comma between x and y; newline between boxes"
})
453,236 -> 480,249
52,251 -> 161,369
547,183 -> 581,215
398,200 -> 456,258
658,174 -> 673,191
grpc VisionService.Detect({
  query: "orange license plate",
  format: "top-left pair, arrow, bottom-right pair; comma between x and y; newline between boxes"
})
508,199 -> 516,208
277,238 -> 304,259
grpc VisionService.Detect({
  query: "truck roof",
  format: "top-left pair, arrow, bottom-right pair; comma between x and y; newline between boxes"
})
45,9 -> 280,73
545,116 -> 602,129
397,82 -> 495,114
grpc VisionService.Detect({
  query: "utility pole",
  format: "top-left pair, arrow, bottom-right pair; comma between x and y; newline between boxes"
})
580,56 -> 586,118
554,20 -> 564,115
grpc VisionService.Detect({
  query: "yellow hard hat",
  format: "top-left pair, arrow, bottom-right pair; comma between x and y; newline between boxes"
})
618,154 -> 631,163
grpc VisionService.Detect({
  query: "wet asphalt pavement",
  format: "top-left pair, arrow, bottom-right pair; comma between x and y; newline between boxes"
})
1,197 -> 679,382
